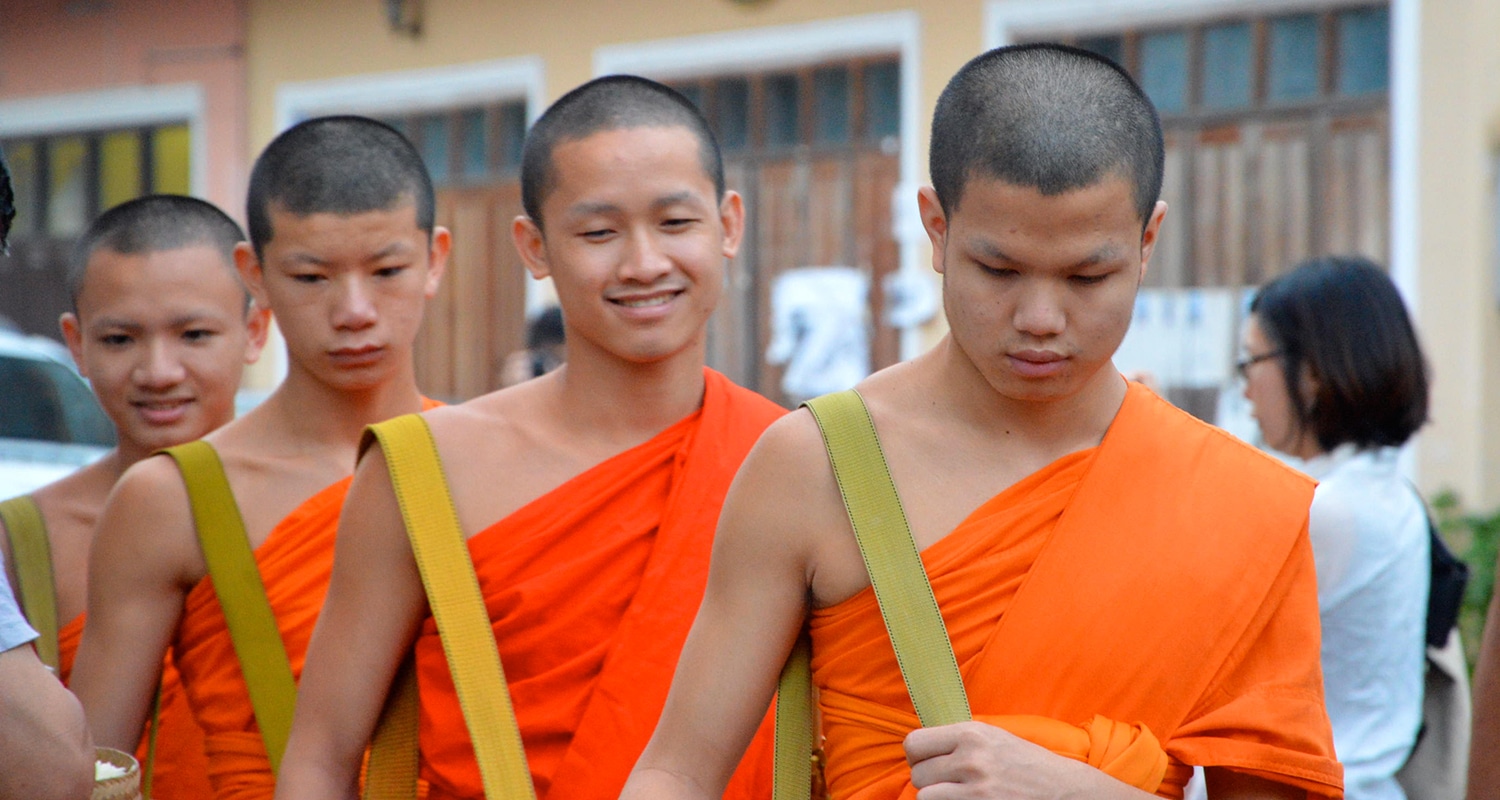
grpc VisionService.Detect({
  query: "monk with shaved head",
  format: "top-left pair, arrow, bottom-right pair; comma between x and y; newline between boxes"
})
276,75 -> 780,800
71,117 -> 448,800
625,44 -> 1342,800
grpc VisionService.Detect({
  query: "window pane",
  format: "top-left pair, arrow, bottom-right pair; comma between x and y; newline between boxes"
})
812,66 -> 850,145
48,136 -> 90,237
714,77 -> 750,152
3,141 -> 39,237
1138,30 -> 1190,114
1077,35 -> 1125,68
151,125 -> 191,195
765,74 -> 800,147
460,108 -> 488,179
1268,15 -> 1321,101
1338,6 -> 1390,95
99,130 -> 142,210
1201,22 -> 1253,108
498,102 -> 527,171
418,115 -> 450,183
863,61 -> 900,142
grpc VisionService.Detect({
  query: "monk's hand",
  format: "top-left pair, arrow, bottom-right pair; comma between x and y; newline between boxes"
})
905,722 -> 1127,800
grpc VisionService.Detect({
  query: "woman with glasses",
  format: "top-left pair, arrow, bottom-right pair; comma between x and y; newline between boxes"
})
1239,256 -> 1432,800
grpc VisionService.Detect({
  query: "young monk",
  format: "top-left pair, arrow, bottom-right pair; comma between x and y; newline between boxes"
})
70,116 -> 449,800
275,76 -> 781,800
0,194 -> 267,800
623,44 -> 1343,800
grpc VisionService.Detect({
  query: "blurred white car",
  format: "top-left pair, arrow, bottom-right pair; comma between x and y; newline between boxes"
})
0,325 -> 113,499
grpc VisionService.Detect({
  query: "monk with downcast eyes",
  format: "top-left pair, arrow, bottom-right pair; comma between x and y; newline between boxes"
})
624,44 -> 1343,800
276,76 -> 780,800
71,117 -> 448,800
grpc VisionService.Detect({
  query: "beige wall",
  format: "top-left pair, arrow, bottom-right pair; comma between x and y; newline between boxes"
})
1413,0 -> 1500,506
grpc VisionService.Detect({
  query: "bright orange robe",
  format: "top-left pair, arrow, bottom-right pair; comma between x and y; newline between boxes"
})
809,382 -> 1343,800
172,476 -> 349,800
413,369 -> 783,800
168,398 -> 440,800
59,614 -> 213,800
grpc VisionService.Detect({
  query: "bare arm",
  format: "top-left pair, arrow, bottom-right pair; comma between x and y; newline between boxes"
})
275,444 -> 429,800
0,641 -> 95,800
622,417 -> 826,799
71,457 -> 200,751
1468,564 -> 1500,800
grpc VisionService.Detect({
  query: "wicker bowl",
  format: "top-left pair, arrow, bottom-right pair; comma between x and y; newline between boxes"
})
92,747 -> 142,800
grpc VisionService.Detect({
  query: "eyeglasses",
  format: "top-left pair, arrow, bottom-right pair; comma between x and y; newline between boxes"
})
1235,350 -> 1283,379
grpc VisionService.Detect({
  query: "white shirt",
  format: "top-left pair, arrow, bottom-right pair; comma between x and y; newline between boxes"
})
1300,444 -> 1429,800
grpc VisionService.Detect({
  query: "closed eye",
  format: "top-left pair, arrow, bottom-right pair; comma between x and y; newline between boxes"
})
1070,273 -> 1110,285
183,329 -> 217,343
375,265 -> 408,278
99,333 -> 132,347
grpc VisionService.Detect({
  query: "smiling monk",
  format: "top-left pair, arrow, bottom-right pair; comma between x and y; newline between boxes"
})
1,195 -> 269,800
70,117 -> 448,800
276,76 -> 781,800
624,44 -> 1343,800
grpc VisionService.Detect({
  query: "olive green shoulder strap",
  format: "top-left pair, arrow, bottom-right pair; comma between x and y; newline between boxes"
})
161,441 -> 297,776
0,495 -> 59,671
364,413 -> 536,800
773,390 -> 972,800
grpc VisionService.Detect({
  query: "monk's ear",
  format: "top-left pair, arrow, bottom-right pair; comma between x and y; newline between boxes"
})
59,312 -> 86,377
234,242 -> 271,310
512,215 -> 551,280
718,190 -> 746,260
424,226 -> 451,299
1138,201 -> 1168,283
917,186 -> 948,276
242,301 -> 271,365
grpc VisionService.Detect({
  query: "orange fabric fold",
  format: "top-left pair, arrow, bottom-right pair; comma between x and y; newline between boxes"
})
172,476 -> 350,800
809,382 -> 1342,799
62,613 -> 214,800
414,369 -> 784,800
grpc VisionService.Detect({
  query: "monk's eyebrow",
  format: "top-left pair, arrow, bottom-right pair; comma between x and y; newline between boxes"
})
974,240 -> 1126,270
653,191 -> 701,210
370,241 -> 416,260
88,316 -> 143,332
567,201 -> 622,218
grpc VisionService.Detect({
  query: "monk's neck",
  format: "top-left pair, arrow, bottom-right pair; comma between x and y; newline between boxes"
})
551,343 -> 708,438
266,365 -> 426,448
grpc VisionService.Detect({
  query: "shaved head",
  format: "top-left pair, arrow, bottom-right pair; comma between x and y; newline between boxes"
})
521,75 -> 723,229
931,43 -> 1164,226
70,194 -> 247,311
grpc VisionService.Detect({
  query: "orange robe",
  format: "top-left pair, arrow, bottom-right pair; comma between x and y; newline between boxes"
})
413,369 -> 783,800
172,476 -> 349,800
169,398 -> 440,800
809,382 -> 1343,800
58,614 -> 213,800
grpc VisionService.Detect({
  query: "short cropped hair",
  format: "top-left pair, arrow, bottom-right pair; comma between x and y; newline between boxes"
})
1250,256 -> 1429,451
930,43 -> 1164,226
520,75 -> 723,229
246,115 -> 434,258
69,194 -> 247,310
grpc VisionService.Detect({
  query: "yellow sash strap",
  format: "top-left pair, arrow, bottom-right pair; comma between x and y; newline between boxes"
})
772,390 -> 972,800
0,495 -> 59,671
364,413 -> 537,800
162,441 -> 297,776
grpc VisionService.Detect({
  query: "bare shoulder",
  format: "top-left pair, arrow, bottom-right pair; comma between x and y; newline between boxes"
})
94,454 -> 202,588
420,381 -> 535,453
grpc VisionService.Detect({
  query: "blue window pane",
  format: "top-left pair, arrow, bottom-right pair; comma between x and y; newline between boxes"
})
460,108 -> 488,179
714,78 -> 750,151
813,67 -> 850,144
419,115 -> 450,183
1201,22 -> 1253,108
1338,6 -> 1390,95
498,102 -> 527,170
864,61 -> 900,141
766,74 -> 800,147
1268,15 -> 1321,101
1138,30 -> 1190,114
1077,35 -> 1124,68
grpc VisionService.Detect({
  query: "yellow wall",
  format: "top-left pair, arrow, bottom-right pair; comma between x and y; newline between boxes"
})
1414,0 -> 1500,506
